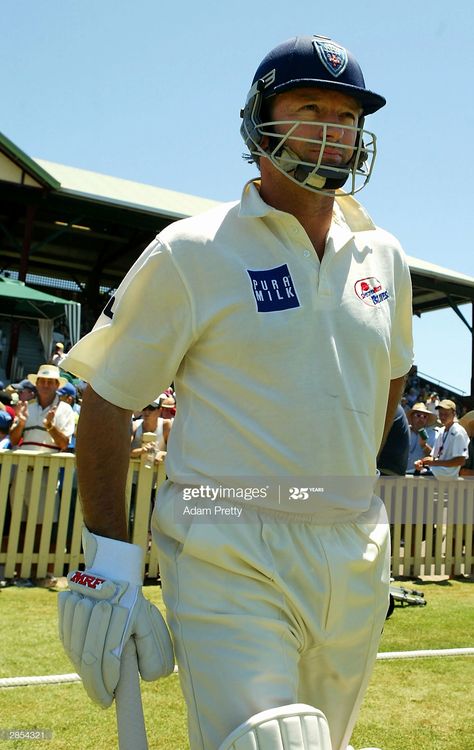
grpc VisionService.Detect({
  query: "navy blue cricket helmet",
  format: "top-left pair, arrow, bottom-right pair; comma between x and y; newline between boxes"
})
240,35 -> 386,194
251,35 -> 386,115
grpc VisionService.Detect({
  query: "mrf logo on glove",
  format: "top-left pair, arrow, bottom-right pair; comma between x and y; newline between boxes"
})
67,568 -> 119,601
69,570 -> 106,590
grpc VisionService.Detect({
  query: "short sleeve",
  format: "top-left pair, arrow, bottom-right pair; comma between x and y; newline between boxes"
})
390,252 -> 414,379
451,428 -> 470,458
63,239 -> 195,411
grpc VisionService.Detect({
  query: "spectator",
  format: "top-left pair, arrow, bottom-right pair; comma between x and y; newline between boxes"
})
10,378 -> 37,404
405,386 -> 419,408
377,404 -> 409,476
129,399 -> 173,534
130,398 -> 172,461
49,342 -> 66,367
10,365 -> 75,452
57,382 -> 80,451
400,395 -> 409,413
0,390 -> 16,420
0,410 -> 12,450
425,391 -> 440,414
8,364 -> 75,586
158,393 -> 176,420
406,402 -> 438,474
0,410 -> 13,587
57,381 -> 80,413
415,399 -> 469,478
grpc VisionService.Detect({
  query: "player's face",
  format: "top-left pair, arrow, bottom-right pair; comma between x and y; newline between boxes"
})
268,87 -> 362,167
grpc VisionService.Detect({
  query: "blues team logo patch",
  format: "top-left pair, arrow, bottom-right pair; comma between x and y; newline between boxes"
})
354,277 -> 390,307
313,38 -> 348,78
247,264 -> 300,312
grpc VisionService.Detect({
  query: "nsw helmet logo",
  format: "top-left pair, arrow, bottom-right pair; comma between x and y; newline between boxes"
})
313,39 -> 348,78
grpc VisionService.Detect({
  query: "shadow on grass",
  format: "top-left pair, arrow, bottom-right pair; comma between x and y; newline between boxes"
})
394,575 -> 474,587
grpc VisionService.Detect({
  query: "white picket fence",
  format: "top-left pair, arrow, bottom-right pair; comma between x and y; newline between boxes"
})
0,452 -> 473,579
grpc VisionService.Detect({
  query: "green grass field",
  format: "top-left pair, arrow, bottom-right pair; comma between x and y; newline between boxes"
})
1,579 -> 473,750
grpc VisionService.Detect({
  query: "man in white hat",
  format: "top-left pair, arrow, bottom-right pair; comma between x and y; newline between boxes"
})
8,365 -> 76,586
415,400 -> 469,479
406,402 -> 438,474
10,364 -> 75,452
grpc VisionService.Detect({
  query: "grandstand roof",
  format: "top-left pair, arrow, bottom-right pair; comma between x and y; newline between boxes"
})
406,255 -> 474,315
34,158 -> 219,221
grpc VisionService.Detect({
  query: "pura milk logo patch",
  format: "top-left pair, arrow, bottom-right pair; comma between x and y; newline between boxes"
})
247,264 -> 300,312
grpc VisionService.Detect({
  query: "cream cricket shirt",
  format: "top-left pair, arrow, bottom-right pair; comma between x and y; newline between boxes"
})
64,180 -> 413,509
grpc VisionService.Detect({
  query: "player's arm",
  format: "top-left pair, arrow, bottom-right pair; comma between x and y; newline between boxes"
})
75,385 -> 132,541
379,374 -> 407,453
59,383 -> 174,708
58,244 -> 182,707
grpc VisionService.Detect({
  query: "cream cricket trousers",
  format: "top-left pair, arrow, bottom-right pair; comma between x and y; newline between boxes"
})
153,485 -> 390,750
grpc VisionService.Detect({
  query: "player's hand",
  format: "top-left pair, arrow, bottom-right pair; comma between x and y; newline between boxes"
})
58,527 -> 174,707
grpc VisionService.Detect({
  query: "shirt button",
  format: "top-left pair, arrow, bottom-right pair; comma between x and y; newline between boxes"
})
303,250 -> 311,257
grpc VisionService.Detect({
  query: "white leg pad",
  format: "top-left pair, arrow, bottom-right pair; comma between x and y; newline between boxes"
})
218,703 -> 332,750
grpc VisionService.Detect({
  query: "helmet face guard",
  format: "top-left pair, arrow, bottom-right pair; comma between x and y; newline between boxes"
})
240,79 -> 377,195
240,35 -> 385,195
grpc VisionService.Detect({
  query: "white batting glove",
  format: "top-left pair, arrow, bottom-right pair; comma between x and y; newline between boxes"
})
58,526 -> 174,707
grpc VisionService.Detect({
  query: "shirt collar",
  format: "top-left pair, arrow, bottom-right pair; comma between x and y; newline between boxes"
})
238,179 -> 274,218
334,191 -> 377,232
238,179 -> 377,234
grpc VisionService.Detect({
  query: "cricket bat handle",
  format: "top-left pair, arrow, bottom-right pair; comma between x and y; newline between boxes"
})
115,638 -> 148,750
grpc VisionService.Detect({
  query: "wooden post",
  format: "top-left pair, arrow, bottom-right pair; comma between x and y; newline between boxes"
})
6,204 -> 37,376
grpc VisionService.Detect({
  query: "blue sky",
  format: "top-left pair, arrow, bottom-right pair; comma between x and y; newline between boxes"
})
2,0 -> 473,394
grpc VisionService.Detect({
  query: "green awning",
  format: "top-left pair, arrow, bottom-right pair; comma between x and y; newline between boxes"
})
0,276 -> 78,319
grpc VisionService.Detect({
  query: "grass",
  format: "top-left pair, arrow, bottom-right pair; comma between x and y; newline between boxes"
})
0,579 -> 473,749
